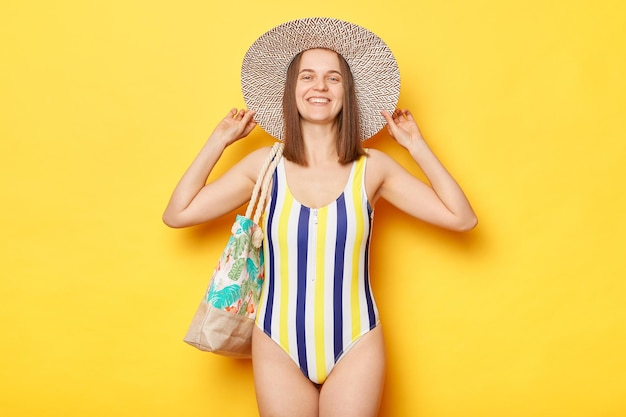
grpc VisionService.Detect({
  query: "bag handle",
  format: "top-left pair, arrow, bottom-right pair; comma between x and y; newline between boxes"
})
245,142 -> 284,225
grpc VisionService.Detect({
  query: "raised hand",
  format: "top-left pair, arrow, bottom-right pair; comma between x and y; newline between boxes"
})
381,109 -> 425,150
211,108 -> 258,147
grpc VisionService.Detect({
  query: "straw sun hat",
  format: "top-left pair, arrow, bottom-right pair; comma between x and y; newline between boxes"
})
241,17 -> 400,141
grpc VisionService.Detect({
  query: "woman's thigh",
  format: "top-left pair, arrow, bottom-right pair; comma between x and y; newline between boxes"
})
318,325 -> 386,417
251,327 -> 320,417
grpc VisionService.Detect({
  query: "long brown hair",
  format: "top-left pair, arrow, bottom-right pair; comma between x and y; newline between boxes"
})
282,49 -> 365,166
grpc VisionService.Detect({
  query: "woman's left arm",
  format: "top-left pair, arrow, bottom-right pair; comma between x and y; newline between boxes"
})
376,109 -> 478,232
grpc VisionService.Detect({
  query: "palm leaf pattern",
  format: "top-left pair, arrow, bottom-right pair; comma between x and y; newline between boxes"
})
208,284 -> 241,309
228,258 -> 246,281
205,215 -> 265,318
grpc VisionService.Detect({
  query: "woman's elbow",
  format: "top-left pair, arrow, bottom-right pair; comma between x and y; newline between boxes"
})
162,211 -> 187,228
454,214 -> 478,232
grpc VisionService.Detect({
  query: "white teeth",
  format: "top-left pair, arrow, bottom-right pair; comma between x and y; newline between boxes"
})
308,97 -> 329,103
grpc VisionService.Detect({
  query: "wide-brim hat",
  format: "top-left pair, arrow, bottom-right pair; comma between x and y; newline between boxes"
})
241,17 -> 400,141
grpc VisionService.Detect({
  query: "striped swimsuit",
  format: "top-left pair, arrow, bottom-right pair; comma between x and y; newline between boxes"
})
256,154 -> 380,384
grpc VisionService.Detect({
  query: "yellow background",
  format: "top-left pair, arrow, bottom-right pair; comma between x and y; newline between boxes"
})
2,0 -> 625,415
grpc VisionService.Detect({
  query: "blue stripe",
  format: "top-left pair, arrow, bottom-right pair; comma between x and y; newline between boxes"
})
333,194 -> 347,360
262,170 -> 279,333
363,205 -> 376,327
296,206 -> 310,377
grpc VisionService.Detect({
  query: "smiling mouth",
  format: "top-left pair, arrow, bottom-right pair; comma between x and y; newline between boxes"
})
307,97 -> 330,103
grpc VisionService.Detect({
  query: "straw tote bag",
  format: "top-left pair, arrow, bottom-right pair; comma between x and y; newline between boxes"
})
183,142 -> 283,358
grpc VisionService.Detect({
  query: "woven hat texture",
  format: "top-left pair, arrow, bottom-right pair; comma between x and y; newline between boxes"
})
241,17 -> 400,141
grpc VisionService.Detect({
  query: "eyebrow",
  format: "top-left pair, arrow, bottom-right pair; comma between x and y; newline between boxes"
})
298,69 -> 343,76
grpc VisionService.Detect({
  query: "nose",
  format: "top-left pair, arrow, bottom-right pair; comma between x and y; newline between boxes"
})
313,78 -> 328,91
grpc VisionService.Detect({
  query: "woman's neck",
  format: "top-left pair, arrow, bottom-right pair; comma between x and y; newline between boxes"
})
301,123 -> 339,165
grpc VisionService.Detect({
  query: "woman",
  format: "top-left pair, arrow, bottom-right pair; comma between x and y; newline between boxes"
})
163,18 -> 477,417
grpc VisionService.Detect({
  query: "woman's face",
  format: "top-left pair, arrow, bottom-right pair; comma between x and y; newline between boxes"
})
294,48 -> 345,127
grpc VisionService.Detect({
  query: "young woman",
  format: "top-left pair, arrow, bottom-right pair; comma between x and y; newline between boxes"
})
164,18 -> 477,417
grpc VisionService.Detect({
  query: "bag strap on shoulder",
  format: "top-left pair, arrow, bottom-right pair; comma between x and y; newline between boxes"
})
245,142 -> 284,224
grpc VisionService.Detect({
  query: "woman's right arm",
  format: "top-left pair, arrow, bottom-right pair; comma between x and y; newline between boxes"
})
162,108 -> 262,228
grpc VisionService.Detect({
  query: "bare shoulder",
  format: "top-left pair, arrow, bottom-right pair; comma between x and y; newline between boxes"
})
232,145 -> 276,180
365,148 -> 392,163
244,145 -> 275,162
365,148 -> 401,175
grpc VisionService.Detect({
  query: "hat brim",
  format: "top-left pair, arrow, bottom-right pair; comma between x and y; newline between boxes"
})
241,17 -> 400,141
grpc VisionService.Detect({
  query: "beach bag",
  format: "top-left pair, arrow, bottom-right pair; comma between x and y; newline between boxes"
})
183,142 -> 283,358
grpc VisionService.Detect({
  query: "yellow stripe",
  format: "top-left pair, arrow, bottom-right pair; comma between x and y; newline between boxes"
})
314,207 -> 328,380
350,156 -> 366,339
278,190 -> 293,353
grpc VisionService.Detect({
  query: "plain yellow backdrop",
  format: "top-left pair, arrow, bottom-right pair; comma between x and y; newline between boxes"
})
2,0 -> 625,416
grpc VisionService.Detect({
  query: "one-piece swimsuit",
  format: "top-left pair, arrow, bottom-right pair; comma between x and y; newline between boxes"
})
255,154 -> 379,384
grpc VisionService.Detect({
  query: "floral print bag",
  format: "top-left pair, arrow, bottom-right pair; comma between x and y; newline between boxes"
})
183,142 -> 283,358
